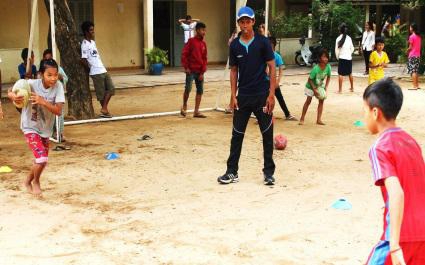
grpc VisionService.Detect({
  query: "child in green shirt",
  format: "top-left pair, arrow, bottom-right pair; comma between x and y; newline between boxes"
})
299,49 -> 331,125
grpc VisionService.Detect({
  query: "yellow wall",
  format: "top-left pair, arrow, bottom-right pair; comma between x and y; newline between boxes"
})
0,0 -> 29,49
94,0 -> 144,69
188,0 -> 230,64
0,49 -> 24,83
0,0 -> 50,83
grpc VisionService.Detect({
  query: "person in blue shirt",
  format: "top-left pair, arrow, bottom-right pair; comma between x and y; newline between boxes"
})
218,6 -> 277,186
268,36 -> 298,121
18,48 -> 37,79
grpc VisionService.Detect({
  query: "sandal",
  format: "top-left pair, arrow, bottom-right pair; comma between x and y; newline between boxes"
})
193,113 -> 207,118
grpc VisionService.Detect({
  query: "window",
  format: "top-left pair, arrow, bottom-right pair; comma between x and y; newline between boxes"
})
68,0 -> 93,37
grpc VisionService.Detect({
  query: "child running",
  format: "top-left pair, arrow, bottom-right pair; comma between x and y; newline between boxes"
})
299,48 -> 330,125
7,59 -> 65,197
268,36 -> 297,121
363,78 -> 425,264
369,37 -> 389,85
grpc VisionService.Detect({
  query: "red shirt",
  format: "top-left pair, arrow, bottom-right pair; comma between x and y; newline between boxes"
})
369,128 -> 425,242
181,36 -> 207,74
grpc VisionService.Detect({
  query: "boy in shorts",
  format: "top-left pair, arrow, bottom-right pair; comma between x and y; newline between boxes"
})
180,22 -> 208,118
363,78 -> 425,264
81,21 -> 114,118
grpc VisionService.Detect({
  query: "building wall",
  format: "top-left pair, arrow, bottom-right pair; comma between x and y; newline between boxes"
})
94,0 -> 144,69
188,0 -> 230,64
0,0 -> 56,83
0,1 -> 29,49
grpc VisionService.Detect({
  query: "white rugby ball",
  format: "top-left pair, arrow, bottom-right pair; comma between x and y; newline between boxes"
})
12,79 -> 31,108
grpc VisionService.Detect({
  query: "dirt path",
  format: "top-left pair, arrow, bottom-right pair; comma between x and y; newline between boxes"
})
0,76 -> 424,264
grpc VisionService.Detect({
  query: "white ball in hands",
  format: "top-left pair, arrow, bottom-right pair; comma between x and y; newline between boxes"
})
12,79 -> 31,108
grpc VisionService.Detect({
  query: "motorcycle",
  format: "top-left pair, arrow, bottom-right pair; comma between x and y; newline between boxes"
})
295,36 -> 323,66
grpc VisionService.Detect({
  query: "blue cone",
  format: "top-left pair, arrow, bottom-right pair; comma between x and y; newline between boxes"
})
354,120 -> 365,127
331,198 -> 352,210
105,152 -> 120,160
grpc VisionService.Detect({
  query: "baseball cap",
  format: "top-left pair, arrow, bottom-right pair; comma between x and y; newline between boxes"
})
237,6 -> 255,21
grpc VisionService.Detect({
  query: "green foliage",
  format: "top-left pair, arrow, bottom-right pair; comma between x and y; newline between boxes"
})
312,0 -> 364,59
384,24 -> 408,63
145,47 -> 169,66
254,8 -> 265,26
270,12 -> 312,38
385,33 -> 408,63
398,0 -> 425,9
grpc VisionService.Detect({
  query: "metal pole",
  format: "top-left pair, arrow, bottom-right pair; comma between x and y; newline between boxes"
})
49,0 -> 57,60
26,0 -> 38,74
265,0 -> 269,36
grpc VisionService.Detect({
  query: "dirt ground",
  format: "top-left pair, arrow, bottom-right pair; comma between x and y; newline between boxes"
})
0,75 -> 424,265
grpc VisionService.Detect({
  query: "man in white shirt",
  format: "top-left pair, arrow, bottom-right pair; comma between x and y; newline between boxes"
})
360,22 -> 375,75
81,21 -> 114,118
178,15 -> 200,44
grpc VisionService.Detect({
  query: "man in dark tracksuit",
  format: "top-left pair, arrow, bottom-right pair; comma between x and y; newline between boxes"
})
218,6 -> 277,186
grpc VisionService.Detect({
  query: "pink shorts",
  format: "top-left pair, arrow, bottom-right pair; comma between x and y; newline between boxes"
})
25,133 -> 49,164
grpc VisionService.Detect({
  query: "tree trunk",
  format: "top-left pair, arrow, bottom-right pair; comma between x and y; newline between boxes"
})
44,0 -> 94,119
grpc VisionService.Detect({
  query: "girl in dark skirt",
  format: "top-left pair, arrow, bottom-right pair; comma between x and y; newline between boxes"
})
335,23 -> 354,93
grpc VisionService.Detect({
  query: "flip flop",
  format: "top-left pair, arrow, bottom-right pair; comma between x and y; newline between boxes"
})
99,113 -> 112,118
137,135 -> 152,141
53,145 -> 71,151
193,113 -> 207,118
180,107 -> 187,117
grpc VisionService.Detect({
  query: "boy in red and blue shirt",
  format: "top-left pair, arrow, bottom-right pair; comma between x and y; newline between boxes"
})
363,78 -> 425,265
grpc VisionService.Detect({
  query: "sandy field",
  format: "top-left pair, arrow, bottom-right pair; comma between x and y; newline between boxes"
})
0,74 -> 424,265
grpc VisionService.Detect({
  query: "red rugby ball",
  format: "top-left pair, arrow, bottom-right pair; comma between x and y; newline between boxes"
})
274,134 -> 287,150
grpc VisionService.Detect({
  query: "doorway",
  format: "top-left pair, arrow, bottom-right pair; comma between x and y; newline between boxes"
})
153,0 -> 187,67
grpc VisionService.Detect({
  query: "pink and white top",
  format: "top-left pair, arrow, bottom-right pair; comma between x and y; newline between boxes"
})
408,33 -> 422,58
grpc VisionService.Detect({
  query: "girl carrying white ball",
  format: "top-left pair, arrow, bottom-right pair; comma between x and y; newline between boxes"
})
7,59 -> 65,197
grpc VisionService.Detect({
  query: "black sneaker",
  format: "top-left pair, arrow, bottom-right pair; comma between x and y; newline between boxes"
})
264,175 -> 275,186
217,173 -> 239,184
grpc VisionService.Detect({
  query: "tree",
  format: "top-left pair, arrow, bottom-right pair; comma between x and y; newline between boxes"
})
43,0 -> 94,120
312,0 -> 364,60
